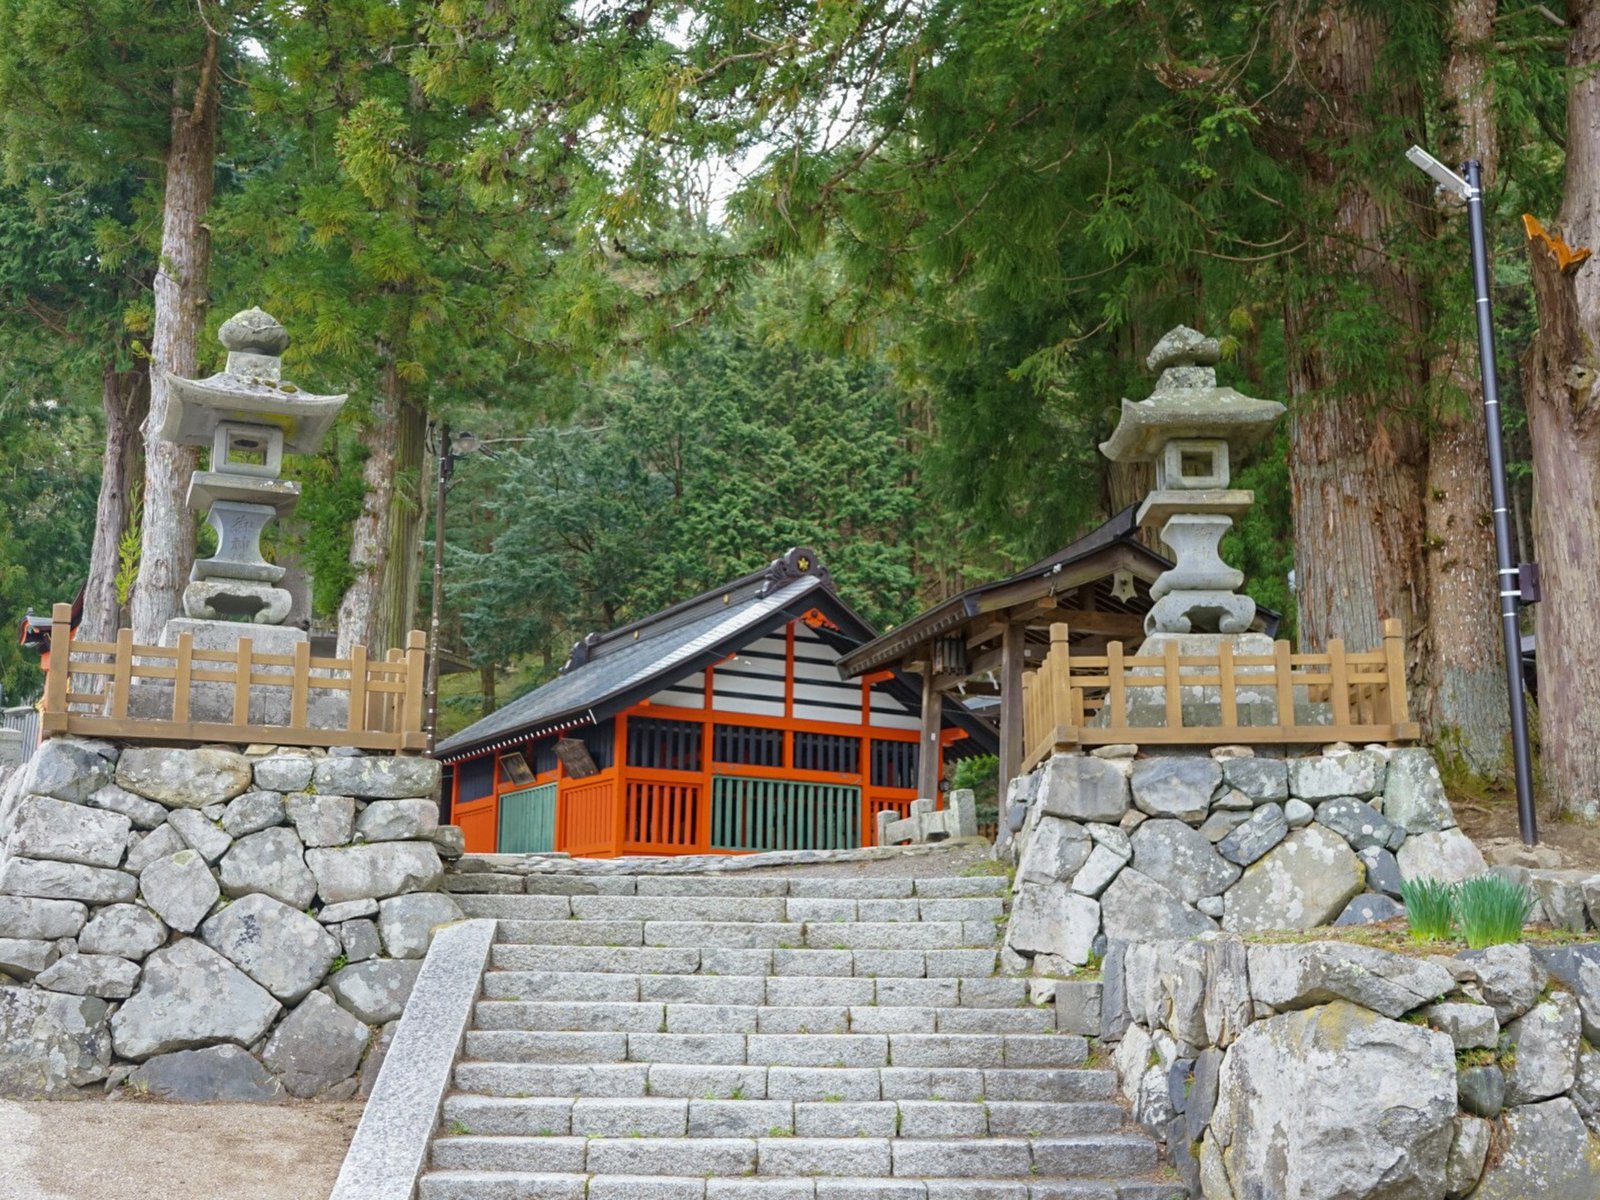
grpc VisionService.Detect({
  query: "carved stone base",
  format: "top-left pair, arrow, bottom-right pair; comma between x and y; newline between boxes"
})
182,580 -> 292,624
1146,589 -> 1257,636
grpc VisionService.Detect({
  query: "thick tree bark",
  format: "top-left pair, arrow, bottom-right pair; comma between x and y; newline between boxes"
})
1280,4 -> 1430,661
1418,0 -> 1511,775
81,362 -> 149,644
1522,0 -> 1600,818
480,662 -> 497,718
130,32 -> 218,644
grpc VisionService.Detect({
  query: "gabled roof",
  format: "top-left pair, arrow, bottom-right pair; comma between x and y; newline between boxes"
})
434,548 -> 996,762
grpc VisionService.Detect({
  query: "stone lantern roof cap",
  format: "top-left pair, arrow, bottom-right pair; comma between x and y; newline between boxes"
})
1099,325 -> 1285,464
157,307 -> 346,455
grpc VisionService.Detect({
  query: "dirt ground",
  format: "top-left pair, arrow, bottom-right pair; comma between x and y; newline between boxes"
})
1453,787 -> 1600,870
0,1098 -> 363,1200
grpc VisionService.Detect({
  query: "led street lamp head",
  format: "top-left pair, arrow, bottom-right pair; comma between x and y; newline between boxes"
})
1406,145 -> 1473,199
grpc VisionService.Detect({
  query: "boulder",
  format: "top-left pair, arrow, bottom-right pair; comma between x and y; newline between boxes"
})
327,957 -> 423,1023
1470,1098 -> 1600,1200
1357,847 -> 1404,899
1463,943 -> 1548,1022
1202,935 -> 1254,1048
1087,822 -> 1132,858
0,856 -> 136,904
109,939 -> 281,1060
126,1044 -> 284,1102
0,895 -> 87,940
253,754 -> 316,793
1099,868 -> 1218,942
1221,825 -> 1365,933
1527,870 -> 1593,934
78,903 -> 167,960
355,798 -> 439,842
1574,1048 -> 1600,1136
431,825 -> 466,860
377,891 -> 463,958
1187,1046 -> 1223,1143
306,842 -> 444,904
221,790 -> 286,838
1130,819 -> 1241,903
115,747 -> 253,808
124,823 -> 185,873
311,756 -> 441,800
262,989 -> 372,1098
1016,815 -> 1092,885
1334,893 -> 1405,925
138,849 -> 220,934
1216,804 -> 1288,867
219,826 -> 317,909
1211,789 -> 1257,813
1503,992 -> 1581,1104
1396,828 -> 1488,884
1445,1116 -> 1491,1199
1007,882 -> 1100,964
317,898 -> 379,925
1533,944 -> 1600,1043
0,987 -> 111,1095
1198,810 -> 1251,841
1381,748 -> 1456,833
23,737 -> 114,804
1198,1002 -> 1456,1200
165,808 -> 233,865
200,892 -> 342,1003
358,1020 -> 398,1097
1130,757 -> 1219,823
284,792 -> 356,848
1314,796 -> 1397,852
1220,756 -> 1288,804
1458,1064 -> 1505,1119
1288,751 -> 1386,800
1247,941 -> 1454,1019
1422,1001 -> 1499,1051
1070,844 -> 1127,897
33,952 -> 140,999
84,783 -> 168,830
0,792 -> 131,875
339,918 -> 382,962
0,937 -> 58,979
1036,755 -> 1130,824
1283,798 -> 1313,828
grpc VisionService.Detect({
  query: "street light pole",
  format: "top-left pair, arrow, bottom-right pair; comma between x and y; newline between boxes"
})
425,422 -> 453,749
1407,146 -> 1539,845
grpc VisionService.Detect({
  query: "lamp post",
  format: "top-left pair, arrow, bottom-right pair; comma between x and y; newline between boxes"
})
1406,145 -> 1539,845
426,423 -> 479,746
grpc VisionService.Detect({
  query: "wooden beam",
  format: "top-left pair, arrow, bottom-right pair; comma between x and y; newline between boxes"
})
916,665 -> 940,801
998,622 -> 1026,804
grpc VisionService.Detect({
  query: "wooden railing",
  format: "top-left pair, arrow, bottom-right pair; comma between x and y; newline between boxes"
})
1021,618 -> 1418,770
41,602 -> 428,753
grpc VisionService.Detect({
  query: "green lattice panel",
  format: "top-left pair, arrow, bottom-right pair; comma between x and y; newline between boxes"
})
498,783 -> 558,854
711,775 -> 861,852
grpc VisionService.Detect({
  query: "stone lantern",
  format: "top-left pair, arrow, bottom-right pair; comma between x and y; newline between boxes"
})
1099,326 -> 1285,638
158,307 -> 346,627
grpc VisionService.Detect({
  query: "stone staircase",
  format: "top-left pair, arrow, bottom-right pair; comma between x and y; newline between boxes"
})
419,872 -> 1175,1200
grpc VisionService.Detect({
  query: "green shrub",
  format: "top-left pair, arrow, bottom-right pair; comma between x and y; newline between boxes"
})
1400,877 -> 1455,943
1454,874 -> 1533,950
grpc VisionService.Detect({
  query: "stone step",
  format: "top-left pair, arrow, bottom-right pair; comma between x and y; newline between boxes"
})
441,1094 -> 1128,1140
455,894 -> 1006,924
491,920 -> 999,950
428,1135 -> 1159,1179
499,874 -> 1012,899
487,946 -> 1001,979
467,1001 -> 1051,1041
479,971 -> 1034,1009
452,1063 -> 1118,1103
417,1173 -> 1182,1200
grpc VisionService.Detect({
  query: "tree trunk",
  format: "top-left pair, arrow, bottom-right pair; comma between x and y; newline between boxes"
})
81,362 -> 149,644
1279,4 -> 1430,661
480,662 -> 497,718
1522,0 -> 1600,818
336,356 -> 401,657
375,396 -> 428,650
1418,0 -> 1511,775
130,32 -> 219,644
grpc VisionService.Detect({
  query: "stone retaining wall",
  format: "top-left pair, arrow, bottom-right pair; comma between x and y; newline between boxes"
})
0,736 -> 464,1100
1104,933 -> 1600,1199
997,743 -> 1492,973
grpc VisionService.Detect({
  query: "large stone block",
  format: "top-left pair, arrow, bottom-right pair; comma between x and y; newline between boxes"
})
1130,757 -> 1219,823
200,892 -> 342,1003
1288,751 -> 1386,800
356,798 -> 440,842
1503,993 -> 1581,1105
1247,941 -> 1454,1018
78,903 -> 167,960
0,986 -> 111,1095
253,754 -> 315,793
327,957 -> 422,1023
219,826 -> 317,909
285,792 -> 356,847
1222,825 -> 1364,933
23,738 -> 114,804
306,841 -> 444,904
1464,943 -> 1549,1023
1313,796 -> 1398,853
165,807 -> 233,864
1445,1115 -> 1491,1199
1216,803 -> 1287,866
0,895 -> 87,940
84,784 -> 167,830
1099,867 -> 1217,942
1220,756 -> 1288,804
1533,943 -> 1600,1044
0,856 -> 136,904
1381,748 -> 1457,832
124,823 -> 185,873
221,790 -> 286,837
1470,1098 -> 1600,1199
126,1044 -> 284,1102
116,747 -> 253,809
138,848 -> 220,934
0,937 -> 58,979
34,952 -> 141,999
262,989 -> 371,1098
1396,828 -> 1488,884
109,939 -> 281,1060
1199,1002 -> 1456,1200
1006,882 -> 1099,965
1036,755 -> 1130,824
1130,819 -> 1240,903
1016,815 -> 1091,885
311,756 -> 441,800
377,891 -> 463,959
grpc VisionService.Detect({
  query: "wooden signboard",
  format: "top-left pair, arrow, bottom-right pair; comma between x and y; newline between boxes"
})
554,737 -> 599,779
499,751 -> 536,786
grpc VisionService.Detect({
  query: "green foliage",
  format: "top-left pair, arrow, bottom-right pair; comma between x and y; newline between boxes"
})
951,753 -> 1000,824
1401,877 -> 1456,944
115,480 -> 142,608
1455,875 -> 1534,951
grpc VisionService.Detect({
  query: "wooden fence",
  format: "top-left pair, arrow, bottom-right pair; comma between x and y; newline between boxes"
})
1021,618 -> 1418,771
41,603 -> 428,753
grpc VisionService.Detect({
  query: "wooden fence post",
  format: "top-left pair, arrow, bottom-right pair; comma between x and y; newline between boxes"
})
41,602 -> 72,734
1048,623 -> 1073,747
402,631 -> 427,748
174,634 -> 194,723
1162,640 -> 1182,730
1382,618 -> 1410,731
233,638 -> 254,726
347,645 -> 368,735
111,628 -> 133,720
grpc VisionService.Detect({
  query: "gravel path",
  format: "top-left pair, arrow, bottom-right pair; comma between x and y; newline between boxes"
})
0,1098 -> 362,1200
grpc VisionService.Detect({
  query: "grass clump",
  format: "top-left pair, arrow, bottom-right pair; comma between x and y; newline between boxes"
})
1400,877 -> 1456,943
1455,874 -> 1535,950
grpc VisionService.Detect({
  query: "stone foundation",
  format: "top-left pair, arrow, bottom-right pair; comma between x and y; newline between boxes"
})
0,737 -> 464,1100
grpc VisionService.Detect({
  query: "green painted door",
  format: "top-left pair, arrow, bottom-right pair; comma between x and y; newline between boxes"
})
498,783 -> 558,853
711,776 -> 861,851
